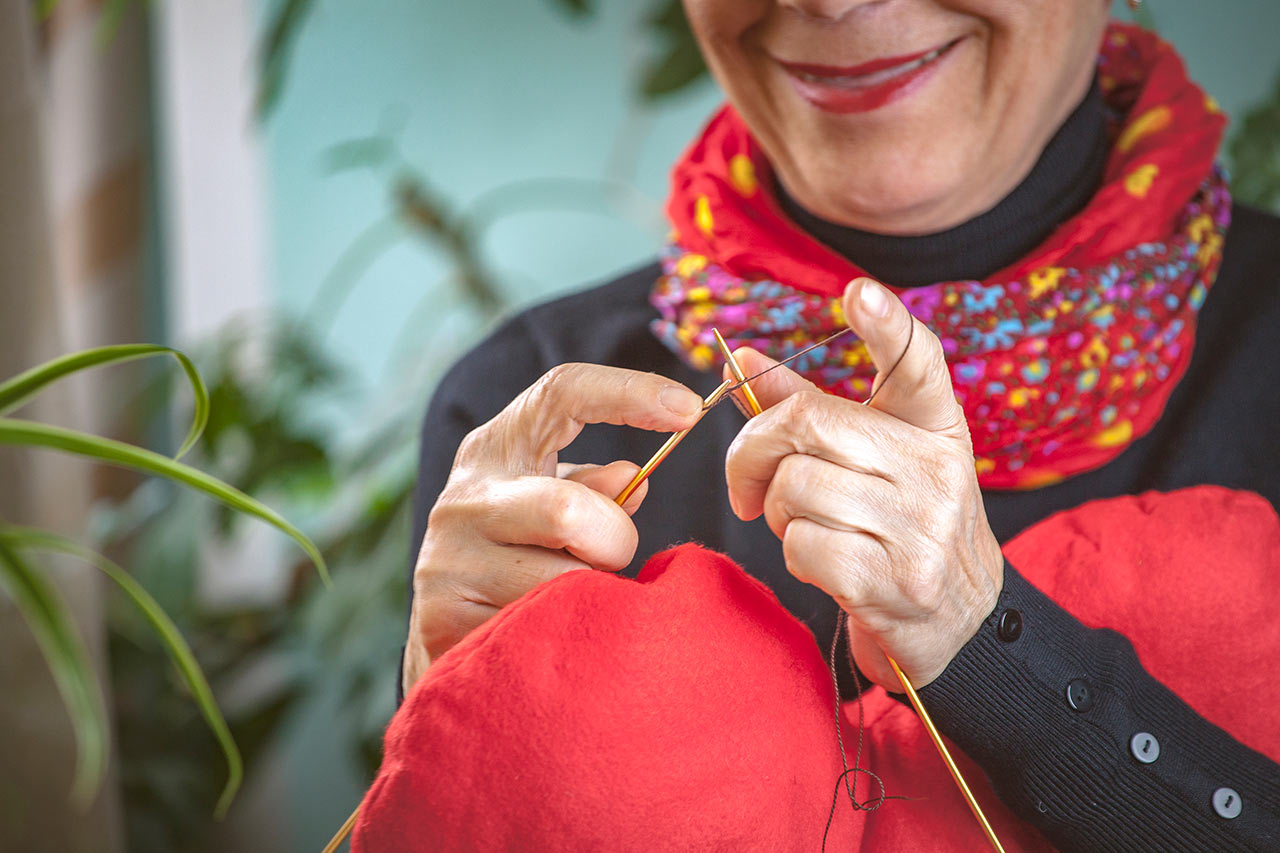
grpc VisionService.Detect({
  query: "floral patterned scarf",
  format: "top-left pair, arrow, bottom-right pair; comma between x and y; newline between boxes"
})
651,23 -> 1229,489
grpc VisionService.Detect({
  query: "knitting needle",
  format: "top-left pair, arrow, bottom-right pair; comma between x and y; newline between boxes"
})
614,377 -> 735,506
614,328 -> 857,507
713,333 -> 1003,853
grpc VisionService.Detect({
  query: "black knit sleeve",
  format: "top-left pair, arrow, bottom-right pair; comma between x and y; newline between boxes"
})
397,313 -> 551,706
917,561 -> 1280,851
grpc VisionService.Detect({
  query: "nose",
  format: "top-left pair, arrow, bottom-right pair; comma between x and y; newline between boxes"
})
781,0 -> 886,23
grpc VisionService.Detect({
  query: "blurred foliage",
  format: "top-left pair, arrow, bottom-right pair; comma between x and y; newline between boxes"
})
103,141 -> 512,846
1229,70 -> 1280,213
0,344 -> 326,819
640,0 -> 708,99
101,321 -> 412,849
256,0 -> 316,119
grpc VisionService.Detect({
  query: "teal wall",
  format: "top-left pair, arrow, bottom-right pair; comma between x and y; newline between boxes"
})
256,3 -> 1279,848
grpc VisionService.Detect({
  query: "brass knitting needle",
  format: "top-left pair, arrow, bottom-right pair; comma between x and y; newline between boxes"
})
614,328 -> 861,507
713,334 -> 1004,853
614,377 -> 735,506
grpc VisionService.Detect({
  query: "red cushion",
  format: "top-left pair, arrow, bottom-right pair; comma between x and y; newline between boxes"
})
353,486 -> 1279,851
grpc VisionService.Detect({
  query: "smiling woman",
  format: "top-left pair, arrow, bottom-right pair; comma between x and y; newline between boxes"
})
370,1 -> 1279,850
684,0 -> 1108,233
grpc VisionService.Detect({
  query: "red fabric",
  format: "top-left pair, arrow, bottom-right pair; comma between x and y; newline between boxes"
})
355,487 -> 1280,850
651,23 -> 1230,490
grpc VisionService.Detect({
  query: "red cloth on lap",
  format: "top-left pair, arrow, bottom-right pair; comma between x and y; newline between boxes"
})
353,486 -> 1279,851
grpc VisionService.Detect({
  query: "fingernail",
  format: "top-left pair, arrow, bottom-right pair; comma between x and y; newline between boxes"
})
859,279 -> 890,318
660,385 -> 702,417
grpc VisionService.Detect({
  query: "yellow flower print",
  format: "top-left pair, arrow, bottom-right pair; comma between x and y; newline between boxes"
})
975,457 -> 995,475
695,195 -> 715,236
1187,212 -> 1213,243
841,342 -> 870,368
1124,163 -> 1159,198
1081,338 -> 1109,368
675,253 -> 708,279
1093,419 -> 1133,448
1028,266 -> 1066,299
830,298 -> 846,327
1009,387 -> 1032,408
729,154 -> 758,196
1117,105 -> 1172,154
1205,94 -> 1221,115
1019,470 -> 1065,489
1196,232 -> 1223,267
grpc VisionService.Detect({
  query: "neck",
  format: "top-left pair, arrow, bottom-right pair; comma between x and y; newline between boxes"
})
777,81 -> 1108,288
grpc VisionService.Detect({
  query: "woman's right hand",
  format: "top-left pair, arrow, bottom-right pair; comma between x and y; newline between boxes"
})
402,363 -> 704,694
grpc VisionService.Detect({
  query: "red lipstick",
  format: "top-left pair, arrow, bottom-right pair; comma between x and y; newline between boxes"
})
778,37 -> 962,114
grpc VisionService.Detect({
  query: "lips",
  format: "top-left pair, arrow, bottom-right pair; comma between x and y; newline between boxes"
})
777,37 -> 963,114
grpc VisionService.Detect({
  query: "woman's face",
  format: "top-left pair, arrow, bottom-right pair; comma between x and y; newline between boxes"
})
684,0 -> 1110,235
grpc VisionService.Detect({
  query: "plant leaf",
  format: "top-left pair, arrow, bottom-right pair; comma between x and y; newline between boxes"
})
0,527 -> 243,818
0,344 -> 210,461
639,0 -> 707,100
0,539 -> 107,806
0,418 -> 329,587
256,0 -> 317,120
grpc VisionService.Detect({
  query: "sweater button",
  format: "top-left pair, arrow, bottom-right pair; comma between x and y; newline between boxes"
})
996,608 -> 1023,642
1130,732 -> 1160,764
1212,787 -> 1242,819
1065,678 -> 1094,712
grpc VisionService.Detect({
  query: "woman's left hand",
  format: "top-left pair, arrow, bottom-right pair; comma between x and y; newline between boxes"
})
725,278 -> 1004,690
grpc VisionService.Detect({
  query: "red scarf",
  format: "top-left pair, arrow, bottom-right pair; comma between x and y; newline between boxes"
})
652,23 -> 1229,490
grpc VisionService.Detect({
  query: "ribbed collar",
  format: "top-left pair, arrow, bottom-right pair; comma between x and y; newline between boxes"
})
777,81 -> 1108,288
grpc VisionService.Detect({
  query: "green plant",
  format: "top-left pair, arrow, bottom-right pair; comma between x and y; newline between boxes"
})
0,345 -> 326,816
1229,69 -> 1280,214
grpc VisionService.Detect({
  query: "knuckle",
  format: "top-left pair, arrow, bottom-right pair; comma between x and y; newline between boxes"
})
901,558 -> 946,614
541,484 -> 590,544
535,362 -> 585,403
453,425 -> 487,465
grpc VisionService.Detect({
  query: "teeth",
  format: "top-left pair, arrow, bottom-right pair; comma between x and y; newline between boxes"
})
797,45 -> 946,88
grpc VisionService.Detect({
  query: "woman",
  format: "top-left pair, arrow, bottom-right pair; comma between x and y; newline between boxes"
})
399,1 -> 1279,848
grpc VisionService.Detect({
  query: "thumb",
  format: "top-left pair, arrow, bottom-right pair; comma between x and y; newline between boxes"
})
843,277 -> 965,436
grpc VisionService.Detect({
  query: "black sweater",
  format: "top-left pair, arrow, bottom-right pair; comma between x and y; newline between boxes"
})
404,88 -> 1280,848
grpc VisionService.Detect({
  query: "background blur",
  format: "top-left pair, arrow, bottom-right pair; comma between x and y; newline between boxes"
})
2,1 -> 1278,850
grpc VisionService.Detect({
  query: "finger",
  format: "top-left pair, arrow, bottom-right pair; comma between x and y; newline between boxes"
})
723,347 -> 819,411
846,624 -> 899,692
471,475 -> 639,571
725,391 -> 897,520
557,460 -> 649,515
470,364 -> 704,472
760,453 -> 895,542
779,517 -> 892,610
842,278 -> 966,436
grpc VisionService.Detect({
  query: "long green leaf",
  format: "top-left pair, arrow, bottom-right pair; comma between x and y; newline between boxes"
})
0,527 -> 243,817
0,539 -> 107,807
0,344 -> 210,460
0,418 -> 329,587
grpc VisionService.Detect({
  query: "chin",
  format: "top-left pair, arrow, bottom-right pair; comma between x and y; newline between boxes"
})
788,141 -> 979,236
